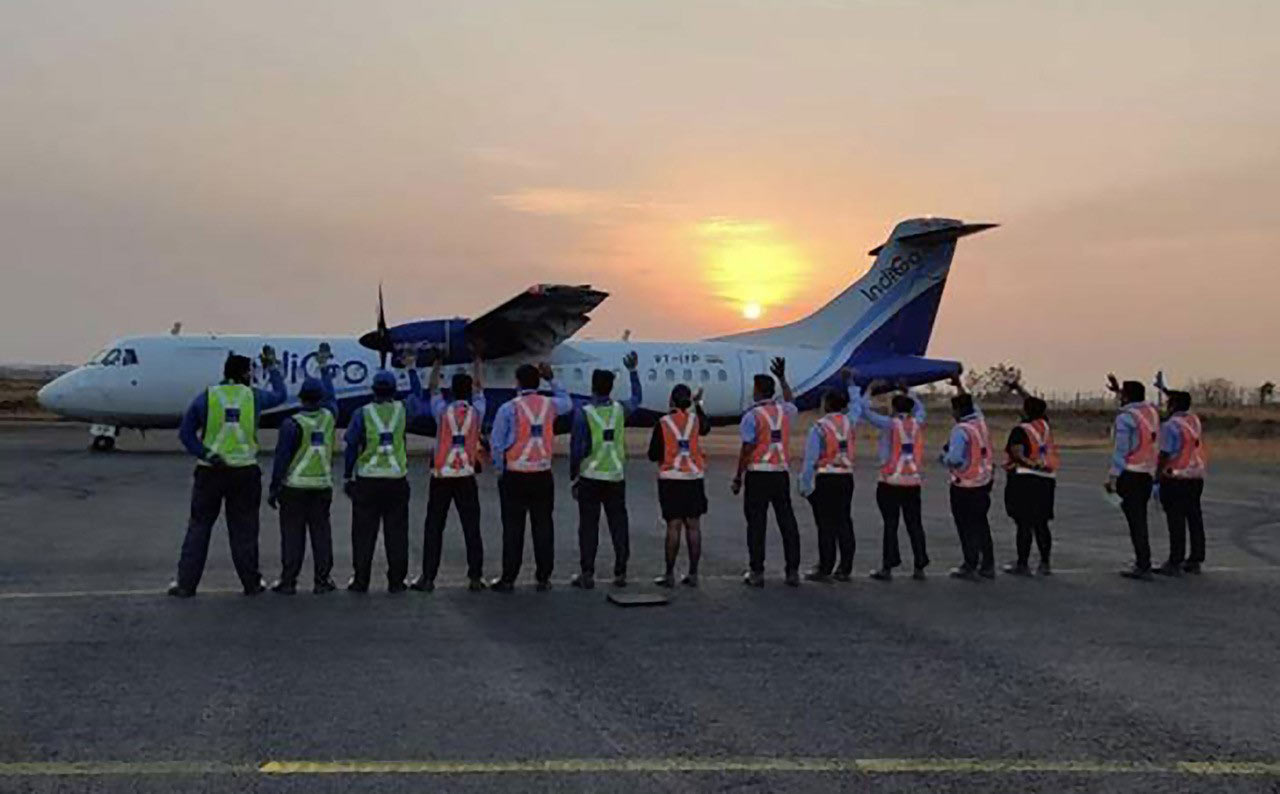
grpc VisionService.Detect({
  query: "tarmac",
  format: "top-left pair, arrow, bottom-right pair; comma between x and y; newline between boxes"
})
1,423 -> 1278,792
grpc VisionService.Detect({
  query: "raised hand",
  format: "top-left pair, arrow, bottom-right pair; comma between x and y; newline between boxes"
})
769,357 -> 786,380
1154,370 -> 1167,393
840,366 -> 856,384
315,343 -> 332,367
1105,373 -> 1121,394
623,351 -> 639,371
537,362 -> 555,381
692,387 -> 704,403
260,344 -> 278,370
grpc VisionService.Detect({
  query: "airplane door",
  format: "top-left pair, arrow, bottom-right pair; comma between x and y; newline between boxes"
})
737,351 -> 768,412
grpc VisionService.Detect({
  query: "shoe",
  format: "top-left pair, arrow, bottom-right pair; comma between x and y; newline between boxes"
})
978,568 -> 996,580
243,578 -> 267,596
654,573 -> 675,588
346,578 -> 369,593
1119,566 -> 1154,581
680,573 -> 699,588
803,569 -> 832,583
1153,563 -> 1183,577
832,571 -> 852,583
167,582 -> 195,598
387,581 -> 408,594
570,573 -> 595,590
912,567 -> 928,581
869,568 -> 892,582
1003,563 -> 1032,577
949,567 -> 979,582
489,578 -> 514,593
1182,561 -> 1202,575
1036,562 -> 1052,577
270,580 -> 296,595
612,574 -> 627,588
467,577 -> 488,592
409,576 -> 435,593
313,578 -> 337,594
742,571 -> 765,588
535,579 -> 552,592
784,571 -> 801,587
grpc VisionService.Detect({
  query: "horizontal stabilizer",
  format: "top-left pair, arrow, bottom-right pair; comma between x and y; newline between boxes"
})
868,222 -> 998,256
466,284 -> 609,359
849,354 -> 963,389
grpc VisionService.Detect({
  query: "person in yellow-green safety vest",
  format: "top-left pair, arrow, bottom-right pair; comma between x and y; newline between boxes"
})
168,347 -> 288,598
341,349 -> 432,593
266,345 -> 339,595
567,351 -> 641,590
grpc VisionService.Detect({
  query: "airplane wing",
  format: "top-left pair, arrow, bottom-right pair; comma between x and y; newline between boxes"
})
465,284 -> 609,359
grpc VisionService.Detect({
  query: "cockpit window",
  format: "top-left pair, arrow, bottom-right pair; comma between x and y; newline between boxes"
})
87,347 -> 138,366
122,348 -> 138,366
100,349 -> 122,366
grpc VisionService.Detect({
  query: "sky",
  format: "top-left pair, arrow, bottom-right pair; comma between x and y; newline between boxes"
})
1,0 -> 1277,391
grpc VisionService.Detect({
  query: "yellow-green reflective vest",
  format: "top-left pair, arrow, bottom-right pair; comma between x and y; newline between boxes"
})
202,383 -> 258,467
357,401 -> 407,478
285,409 -> 335,489
582,401 -> 626,482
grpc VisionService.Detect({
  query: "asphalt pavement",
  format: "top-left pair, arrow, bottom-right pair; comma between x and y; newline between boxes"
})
1,424 -> 1278,792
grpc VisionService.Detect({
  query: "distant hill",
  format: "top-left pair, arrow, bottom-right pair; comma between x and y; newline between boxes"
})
0,363 -> 74,381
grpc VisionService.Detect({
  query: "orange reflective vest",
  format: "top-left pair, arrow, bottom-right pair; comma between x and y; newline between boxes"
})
505,393 -> 554,473
434,401 -> 480,478
1164,413 -> 1207,480
747,402 -> 791,472
1010,418 -> 1060,477
1122,402 -> 1160,474
879,415 -> 923,486
659,409 -> 705,480
950,415 -> 993,488
815,413 -> 854,475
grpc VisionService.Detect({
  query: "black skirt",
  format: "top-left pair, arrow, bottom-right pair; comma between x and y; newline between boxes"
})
658,478 -> 709,521
1004,472 -> 1056,523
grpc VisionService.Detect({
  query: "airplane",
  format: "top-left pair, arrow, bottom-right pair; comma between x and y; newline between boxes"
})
36,217 -> 995,451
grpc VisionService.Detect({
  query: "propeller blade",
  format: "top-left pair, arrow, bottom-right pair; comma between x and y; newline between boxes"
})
377,284 -> 388,369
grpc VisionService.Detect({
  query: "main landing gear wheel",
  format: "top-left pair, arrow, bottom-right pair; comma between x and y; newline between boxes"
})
89,424 -> 118,452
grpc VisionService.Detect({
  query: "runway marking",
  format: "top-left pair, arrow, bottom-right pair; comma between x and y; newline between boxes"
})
3,757 -> 1278,777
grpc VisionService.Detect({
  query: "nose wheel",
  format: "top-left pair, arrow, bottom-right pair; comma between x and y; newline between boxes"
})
89,424 -> 118,452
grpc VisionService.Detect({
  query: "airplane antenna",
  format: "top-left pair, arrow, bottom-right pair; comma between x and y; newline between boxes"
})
622,329 -> 631,341
170,322 -> 182,336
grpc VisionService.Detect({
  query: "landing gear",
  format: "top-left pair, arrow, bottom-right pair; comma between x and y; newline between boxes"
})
89,424 -> 118,452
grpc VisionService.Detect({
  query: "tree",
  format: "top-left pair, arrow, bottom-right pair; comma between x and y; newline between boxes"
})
1188,377 -> 1241,408
1261,382 -> 1275,406
963,362 -> 1025,400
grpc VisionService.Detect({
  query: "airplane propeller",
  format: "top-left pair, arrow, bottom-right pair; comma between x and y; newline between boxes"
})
357,284 -> 396,368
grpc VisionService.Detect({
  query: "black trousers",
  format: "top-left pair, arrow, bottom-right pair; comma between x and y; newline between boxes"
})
422,475 -> 484,582
1117,471 -> 1153,570
950,483 -> 994,571
278,486 -> 333,585
499,471 -> 555,583
1005,473 -> 1054,566
577,478 -> 630,577
176,465 -> 262,592
875,482 -> 928,570
743,470 -> 801,574
1159,476 -> 1205,565
351,477 -> 410,588
807,474 -> 854,575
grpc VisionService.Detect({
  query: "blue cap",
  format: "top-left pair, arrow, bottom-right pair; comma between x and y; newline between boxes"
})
299,377 -> 324,401
372,370 -> 397,392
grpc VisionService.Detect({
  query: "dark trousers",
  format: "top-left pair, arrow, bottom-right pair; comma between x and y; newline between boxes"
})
422,475 -> 484,582
807,474 -> 854,575
744,470 -> 801,574
351,477 -> 410,588
950,484 -> 994,572
499,471 -> 555,583
1117,471 -> 1153,570
177,465 -> 262,592
1015,520 -> 1052,567
278,487 -> 333,585
875,482 -> 928,570
577,478 -> 630,577
1160,476 -> 1205,565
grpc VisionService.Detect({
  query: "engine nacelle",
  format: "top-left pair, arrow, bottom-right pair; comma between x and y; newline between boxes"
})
360,318 -> 472,364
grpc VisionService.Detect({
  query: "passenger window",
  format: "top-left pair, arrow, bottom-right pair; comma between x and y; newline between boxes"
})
717,369 -> 728,382
100,349 -> 122,366
647,369 -> 657,381
573,368 -> 583,381
664,369 -> 675,381
700,369 -> 710,382
122,349 -> 139,366
682,368 -> 693,381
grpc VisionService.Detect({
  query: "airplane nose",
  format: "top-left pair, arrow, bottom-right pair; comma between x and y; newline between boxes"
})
36,380 -> 64,411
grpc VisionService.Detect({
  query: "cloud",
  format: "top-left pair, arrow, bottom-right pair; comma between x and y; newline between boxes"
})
492,187 -> 682,221
467,147 -> 554,172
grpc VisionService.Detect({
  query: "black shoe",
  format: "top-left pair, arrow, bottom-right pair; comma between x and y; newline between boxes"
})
1003,563 -> 1032,577
270,580 -> 296,595
654,573 -> 675,588
912,567 -> 928,581
742,571 -> 765,588
313,578 -> 337,594
1119,566 -> 1154,581
467,577 -> 487,592
1036,562 -> 1052,577
784,571 -> 801,587
243,578 -> 266,596
612,574 -> 627,588
489,578 -> 514,593
1153,563 -> 1182,577
166,582 -> 195,598
949,567 -> 979,581
978,567 -> 996,580
1182,561 -> 1202,575
387,581 -> 408,594
570,573 -> 595,590
346,578 -> 369,593
832,570 -> 852,583
409,576 -> 435,593
535,579 -> 552,592
680,573 -> 699,587
869,568 -> 892,582
804,569 -> 832,583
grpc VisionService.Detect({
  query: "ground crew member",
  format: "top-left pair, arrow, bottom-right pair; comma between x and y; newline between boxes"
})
267,349 -> 339,595
1154,372 -> 1208,576
169,347 -> 287,597
860,378 -> 929,581
1001,380 -> 1059,576
342,351 -> 431,593
567,352 -> 642,589
732,357 -> 801,587
940,376 -> 995,581
797,368 -> 861,583
649,384 -> 711,588
410,352 -> 488,593
1104,373 -> 1160,580
489,362 -> 572,592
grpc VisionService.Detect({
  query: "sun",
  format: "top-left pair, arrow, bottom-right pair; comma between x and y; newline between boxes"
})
742,302 -> 762,320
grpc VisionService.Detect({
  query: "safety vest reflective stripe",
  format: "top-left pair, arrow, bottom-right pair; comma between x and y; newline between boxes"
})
816,414 -> 854,474
747,403 -> 790,472
582,401 -> 626,482
1013,418 -> 1059,478
433,402 -> 478,478
285,410 -> 334,489
880,416 -> 923,486
951,417 -> 994,488
1123,403 -> 1160,474
358,401 -> 406,478
1165,414 -> 1207,479
506,395 -> 553,472
659,410 -> 704,480
203,384 -> 257,467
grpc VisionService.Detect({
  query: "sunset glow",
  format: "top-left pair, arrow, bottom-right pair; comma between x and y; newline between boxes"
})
696,218 -> 809,324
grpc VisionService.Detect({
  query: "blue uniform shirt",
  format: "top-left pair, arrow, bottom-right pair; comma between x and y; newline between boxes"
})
941,406 -> 985,470
569,370 -> 642,480
798,384 -> 862,496
1159,411 -> 1188,456
268,369 -> 338,492
179,367 -> 288,461
738,398 -> 799,443
1110,401 -> 1152,476
857,391 -> 927,466
342,369 -> 432,479
489,380 -> 572,476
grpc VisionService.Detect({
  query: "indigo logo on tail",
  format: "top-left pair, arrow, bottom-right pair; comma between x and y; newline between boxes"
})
859,251 -> 922,303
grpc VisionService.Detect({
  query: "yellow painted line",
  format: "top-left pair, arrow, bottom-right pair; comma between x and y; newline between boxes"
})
0,761 -> 251,776
1180,761 -> 1280,775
